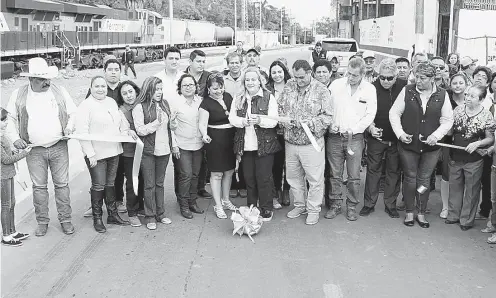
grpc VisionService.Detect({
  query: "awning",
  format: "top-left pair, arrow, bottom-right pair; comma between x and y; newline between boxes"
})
5,0 -> 64,12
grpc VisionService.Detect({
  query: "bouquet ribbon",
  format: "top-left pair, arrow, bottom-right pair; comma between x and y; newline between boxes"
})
31,134 -> 144,196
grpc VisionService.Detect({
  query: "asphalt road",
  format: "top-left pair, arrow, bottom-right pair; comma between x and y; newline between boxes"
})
1,47 -> 496,298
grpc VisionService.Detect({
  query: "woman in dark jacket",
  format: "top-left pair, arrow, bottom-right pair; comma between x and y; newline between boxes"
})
229,67 -> 281,221
116,80 -> 145,227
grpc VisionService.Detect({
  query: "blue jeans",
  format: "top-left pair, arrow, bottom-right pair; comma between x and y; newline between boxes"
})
398,144 -> 441,214
1,178 -> 16,236
26,140 -> 71,224
490,166 -> 496,227
85,155 -> 120,191
177,148 -> 203,201
327,133 -> 364,208
141,154 -> 170,223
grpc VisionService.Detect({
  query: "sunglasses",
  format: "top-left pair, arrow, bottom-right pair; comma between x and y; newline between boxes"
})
379,75 -> 395,81
434,65 -> 445,70
208,72 -> 223,80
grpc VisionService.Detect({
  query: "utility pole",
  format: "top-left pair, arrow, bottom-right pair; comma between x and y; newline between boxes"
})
280,7 -> 283,44
234,0 -> 237,45
169,0 -> 173,46
415,0 -> 425,54
335,0 -> 340,38
259,2 -> 262,31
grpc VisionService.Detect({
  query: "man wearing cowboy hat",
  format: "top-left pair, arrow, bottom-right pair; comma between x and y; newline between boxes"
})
5,57 -> 77,237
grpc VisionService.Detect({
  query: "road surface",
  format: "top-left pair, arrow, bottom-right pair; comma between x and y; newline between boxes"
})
1,47 -> 495,298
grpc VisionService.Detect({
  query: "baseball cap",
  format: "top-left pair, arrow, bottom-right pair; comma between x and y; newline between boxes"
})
363,51 -> 375,59
246,47 -> 260,55
316,41 -> 322,46
460,56 -> 478,67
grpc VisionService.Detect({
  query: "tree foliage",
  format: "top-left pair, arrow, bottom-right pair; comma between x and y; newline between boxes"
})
73,0 -> 297,31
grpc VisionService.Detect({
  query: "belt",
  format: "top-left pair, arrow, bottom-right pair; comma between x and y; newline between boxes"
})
208,124 -> 233,129
375,138 -> 395,146
330,132 -> 364,138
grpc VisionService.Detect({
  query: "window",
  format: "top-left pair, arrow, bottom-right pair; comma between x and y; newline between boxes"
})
322,40 -> 358,52
14,17 -> 19,27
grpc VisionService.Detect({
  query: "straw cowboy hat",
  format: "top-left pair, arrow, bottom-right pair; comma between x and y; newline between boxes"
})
20,57 -> 58,79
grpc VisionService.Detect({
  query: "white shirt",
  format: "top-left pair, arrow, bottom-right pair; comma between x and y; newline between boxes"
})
482,91 -> 493,110
6,84 -> 77,147
329,77 -> 377,134
154,69 -> 182,104
389,85 -> 454,140
228,89 -> 278,151
224,74 -> 243,99
74,95 -> 127,160
169,95 -> 203,151
133,103 -> 173,156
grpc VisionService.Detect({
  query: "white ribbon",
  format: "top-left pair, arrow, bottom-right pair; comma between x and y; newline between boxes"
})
31,134 -> 144,196
300,121 -> 322,152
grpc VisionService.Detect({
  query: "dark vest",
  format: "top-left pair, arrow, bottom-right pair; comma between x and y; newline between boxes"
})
372,78 -> 407,142
400,84 -> 446,153
139,100 -> 173,155
312,50 -> 327,63
233,90 -> 281,157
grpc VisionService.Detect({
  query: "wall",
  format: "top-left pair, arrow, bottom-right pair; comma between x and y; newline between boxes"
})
456,9 -> 496,64
358,0 -> 439,57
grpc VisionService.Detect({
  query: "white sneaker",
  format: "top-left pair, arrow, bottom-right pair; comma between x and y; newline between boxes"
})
439,209 -> 448,219
273,198 -> 282,210
83,207 -> 92,218
160,217 -> 172,224
146,223 -> 157,230
128,216 -> 142,227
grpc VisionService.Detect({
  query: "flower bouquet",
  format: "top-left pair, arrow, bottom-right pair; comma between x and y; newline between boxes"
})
231,205 -> 263,243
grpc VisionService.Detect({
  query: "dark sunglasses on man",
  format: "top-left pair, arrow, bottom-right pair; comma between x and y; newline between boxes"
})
379,75 -> 395,81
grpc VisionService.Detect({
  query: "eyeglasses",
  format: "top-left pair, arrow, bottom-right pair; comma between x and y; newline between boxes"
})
181,84 -> 196,88
379,75 -> 395,81
434,65 -> 445,70
474,73 -> 488,80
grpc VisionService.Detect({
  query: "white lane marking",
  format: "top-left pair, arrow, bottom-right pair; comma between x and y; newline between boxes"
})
323,284 -> 344,298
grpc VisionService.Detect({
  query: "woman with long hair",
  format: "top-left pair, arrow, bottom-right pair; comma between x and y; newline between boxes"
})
437,73 -> 469,219
446,86 -> 495,230
267,60 -> 292,209
446,53 -> 460,77
170,74 -> 205,219
199,73 -> 237,219
133,77 -> 179,230
229,67 -> 281,221
75,76 -> 134,233
116,80 -> 145,227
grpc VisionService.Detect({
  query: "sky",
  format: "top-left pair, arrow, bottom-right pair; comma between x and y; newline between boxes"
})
267,0 -> 331,27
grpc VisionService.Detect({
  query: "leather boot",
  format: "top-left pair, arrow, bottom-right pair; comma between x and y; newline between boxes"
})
282,187 -> 290,206
179,197 -> 193,219
189,198 -> 204,214
91,190 -> 106,233
104,186 -> 129,225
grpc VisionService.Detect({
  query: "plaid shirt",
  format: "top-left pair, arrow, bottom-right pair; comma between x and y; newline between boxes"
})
278,78 -> 333,145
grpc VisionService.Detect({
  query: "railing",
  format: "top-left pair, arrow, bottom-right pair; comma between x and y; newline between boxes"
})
1,31 -> 140,56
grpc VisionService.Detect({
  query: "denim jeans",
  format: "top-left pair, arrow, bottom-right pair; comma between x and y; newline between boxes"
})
122,156 -> 144,217
1,178 -> 16,236
26,140 -> 72,224
141,153 -> 170,223
85,155 -> 120,191
364,137 -> 401,209
177,149 -> 203,201
398,144 -> 441,214
242,151 -> 274,212
272,135 -> 288,191
327,133 -> 364,208
490,166 -> 496,227
114,157 -> 125,203
447,159 -> 484,227
285,139 -> 325,214
197,148 -> 209,191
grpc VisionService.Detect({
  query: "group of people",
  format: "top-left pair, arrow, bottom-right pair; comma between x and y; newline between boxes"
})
2,42 -> 496,249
